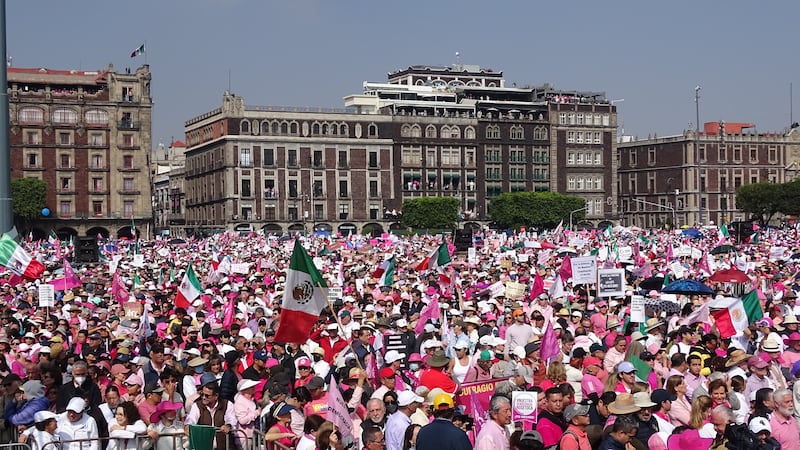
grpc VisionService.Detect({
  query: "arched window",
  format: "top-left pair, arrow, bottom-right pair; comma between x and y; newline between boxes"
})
240,119 -> 250,134
465,127 -> 476,139
401,124 -> 411,137
279,122 -> 287,134
290,122 -> 298,134
271,122 -> 279,134
368,124 -> 378,137
425,125 -> 437,138
449,126 -> 460,139
340,124 -> 348,136
330,123 -> 338,135
52,108 -> 78,124
84,109 -> 108,125
322,124 -> 329,135
261,121 -> 270,135
312,123 -> 320,135
533,126 -> 547,141
410,125 -> 421,138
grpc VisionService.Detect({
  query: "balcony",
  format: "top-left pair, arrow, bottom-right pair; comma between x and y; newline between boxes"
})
239,162 -> 253,168
88,189 -> 109,195
56,188 -> 77,194
312,161 -> 325,169
89,165 -> 109,172
337,162 -> 350,170
118,143 -> 140,150
121,95 -> 140,103
57,165 -> 78,171
118,189 -> 141,195
118,121 -> 140,130
118,166 -> 141,172
23,165 -> 44,171
263,191 -> 278,199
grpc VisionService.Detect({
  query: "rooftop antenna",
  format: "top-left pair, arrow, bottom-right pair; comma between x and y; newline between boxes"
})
791,82 -> 794,127
228,68 -> 231,93
455,51 -> 461,69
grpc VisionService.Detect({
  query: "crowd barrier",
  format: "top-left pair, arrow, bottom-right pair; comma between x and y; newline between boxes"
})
0,442 -> 32,450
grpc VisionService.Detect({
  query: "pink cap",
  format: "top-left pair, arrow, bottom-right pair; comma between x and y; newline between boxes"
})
583,356 -> 602,369
296,357 -> 311,368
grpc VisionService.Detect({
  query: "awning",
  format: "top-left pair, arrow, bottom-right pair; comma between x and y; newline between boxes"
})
467,199 -> 476,205
466,174 -> 475,181
452,174 -> 461,181
403,173 -> 412,180
428,173 -> 437,180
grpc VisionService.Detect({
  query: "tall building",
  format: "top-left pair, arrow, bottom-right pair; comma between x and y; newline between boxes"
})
617,122 -> 800,228
182,64 -> 617,235
7,64 -> 153,239
153,141 -> 187,236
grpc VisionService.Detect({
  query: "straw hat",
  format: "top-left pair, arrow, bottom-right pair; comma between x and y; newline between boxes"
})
724,349 -> 751,368
607,393 -> 641,415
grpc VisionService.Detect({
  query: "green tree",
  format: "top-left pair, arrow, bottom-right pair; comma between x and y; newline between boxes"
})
11,178 -> 47,232
735,182 -> 783,226
488,191 -> 585,229
401,197 -> 460,229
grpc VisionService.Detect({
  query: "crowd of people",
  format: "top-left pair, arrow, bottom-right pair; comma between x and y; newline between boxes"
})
0,224 -> 800,450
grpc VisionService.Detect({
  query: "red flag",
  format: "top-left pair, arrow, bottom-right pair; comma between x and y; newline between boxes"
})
559,256 -> 573,281
414,296 -> 441,335
529,271 -> 544,300
540,319 -> 560,362
112,272 -> 129,304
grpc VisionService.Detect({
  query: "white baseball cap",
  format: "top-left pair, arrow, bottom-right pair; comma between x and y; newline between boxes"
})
384,350 -> 406,364
397,390 -> 424,406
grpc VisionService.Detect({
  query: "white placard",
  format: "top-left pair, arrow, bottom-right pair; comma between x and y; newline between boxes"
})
488,281 -> 505,297
468,248 -> 477,264
691,248 -> 703,260
505,281 -> 526,299
132,254 -> 145,267
676,245 -> 692,257
671,262 -> 685,279
38,285 -> 54,308
630,295 -> 646,322
231,263 -> 250,274
618,246 -> 633,262
571,256 -> 598,285
157,248 -> 170,258
769,247 -> 786,261
597,269 -> 625,297
327,287 -> 343,300
109,260 -> 119,274
517,254 -> 529,263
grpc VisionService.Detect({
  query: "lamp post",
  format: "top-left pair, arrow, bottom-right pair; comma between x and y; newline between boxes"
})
631,198 -> 675,228
569,206 -> 589,230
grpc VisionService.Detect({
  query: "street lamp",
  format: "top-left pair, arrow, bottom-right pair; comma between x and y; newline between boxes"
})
569,206 -> 589,230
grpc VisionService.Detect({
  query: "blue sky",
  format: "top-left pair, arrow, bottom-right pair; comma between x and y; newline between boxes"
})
8,1 -> 800,148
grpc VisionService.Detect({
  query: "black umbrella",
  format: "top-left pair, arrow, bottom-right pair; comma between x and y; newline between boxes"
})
645,298 -> 681,315
710,245 -> 736,255
662,279 -> 715,296
167,238 -> 186,245
639,277 -> 665,292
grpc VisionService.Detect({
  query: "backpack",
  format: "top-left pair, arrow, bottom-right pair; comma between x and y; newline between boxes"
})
549,430 -> 581,450
724,423 -> 760,450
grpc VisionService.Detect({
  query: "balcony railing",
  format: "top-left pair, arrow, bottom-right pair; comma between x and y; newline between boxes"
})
118,121 -> 140,130
118,189 -> 141,195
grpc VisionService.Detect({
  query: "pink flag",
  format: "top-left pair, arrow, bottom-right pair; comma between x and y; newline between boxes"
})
222,296 -> 236,328
414,296 -> 441,334
666,243 -> 673,261
529,271 -> 544,300
366,353 -> 380,390
559,256 -> 573,281
540,319 -> 560,362
55,240 -> 62,260
112,272 -> 129,304
327,377 -> 355,443
62,259 -> 81,286
698,251 -> 712,275
469,392 -> 487,436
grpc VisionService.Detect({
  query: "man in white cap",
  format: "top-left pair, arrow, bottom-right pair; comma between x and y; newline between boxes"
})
57,398 -> 99,450
385,390 -> 423,450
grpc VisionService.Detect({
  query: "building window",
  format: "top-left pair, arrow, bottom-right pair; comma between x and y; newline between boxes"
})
264,205 -> 276,220
90,133 -> 104,146
85,109 -> 108,125
594,114 -> 602,125
486,125 -> 500,139
576,113 -> 584,125
288,180 -> 298,198
60,177 -> 71,190
410,125 -> 421,138
568,113 -> 575,125
768,145 -> 778,163
733,145 -> 742,162
288,149 -> 298,167
122,155 -> 133,169
510,126 -> 524,140
568,177 -> 575,190
122,134 -> 134,147
240,120 -> 250,134
718,145 -> 727,162
92,201 -> 103,216
123,178 -> 134,191
602,114 -> 610,126
464,127 -> 476,139
594,132 -> 601,144
18,107 -> 44,123
594,199 -> 602,215
239,148 -> 252,167
402,147 -> 421,165
52,108 -> 78,124
91,154 -> 103,169
123,201 -> 134,217
567,152 -> 575,165
368,152 -> 378,168
594,153 -> 601,165
338,151 -> 348,168
339,180 -> 348,197
533,126 -> 547,140
25,131 -> 40,145
465,149 -> 475,166
749,145 -> 758,162
567,131 -> 575,144
576,153 -> 583,165
263,148 -> 274,166
559,113 -> 567,125
242,179 -> 251,197
426,149 -> 437,167
368,124 -> 378,137
648,148 -> 656,165
698,144 -> 706,162
369,180 -> 378,197
92,177 -> 103,191
577,178 -> 584,190
576,131 -> 583,144
60,154 -> 70,169
339,203 -> 349,219
629,151 -> 637,166
26,153 -> 38,168
59,201 -> 71,217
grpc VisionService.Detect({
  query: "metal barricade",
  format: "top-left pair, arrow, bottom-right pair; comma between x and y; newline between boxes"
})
148,432 -> 186,450
40,436 -> 151,450
250,430 -> 291,450
0,442 -> 33,450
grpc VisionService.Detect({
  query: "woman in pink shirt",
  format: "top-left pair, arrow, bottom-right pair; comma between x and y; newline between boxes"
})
666,375 -> 691,427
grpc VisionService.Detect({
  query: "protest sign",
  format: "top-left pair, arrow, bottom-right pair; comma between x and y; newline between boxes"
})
597,269 -> 625,297
571,256 -> 597,284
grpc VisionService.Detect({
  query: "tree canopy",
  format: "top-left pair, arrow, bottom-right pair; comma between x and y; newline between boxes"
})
488,191 -> 586,229
735,180 -> 800,225
401,197 -> 460,229
11,178 -> 46,221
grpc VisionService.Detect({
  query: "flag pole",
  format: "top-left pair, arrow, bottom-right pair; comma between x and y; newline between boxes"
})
325,295 -> 365,371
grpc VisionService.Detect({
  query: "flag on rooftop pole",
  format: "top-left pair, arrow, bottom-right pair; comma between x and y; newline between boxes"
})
0,234 -> 45,280
274,239 -> 329,343
130,44 -> 145,58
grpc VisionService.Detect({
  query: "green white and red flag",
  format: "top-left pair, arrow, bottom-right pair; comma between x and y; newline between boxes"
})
0,234 -> 45,280
275,240 -> 329,343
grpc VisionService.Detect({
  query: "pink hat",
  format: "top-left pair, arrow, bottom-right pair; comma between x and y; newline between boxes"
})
425,286 -> 437,296
264,358 -> 280,369
408,353 -> 423,363
124,373 -> 144,387
595,300 -> 608,307
648,290 -> 660,297
785,332 -> 800,343
582,356 -> 602,369
150,401 -> 181,424
296,357 -> 311,368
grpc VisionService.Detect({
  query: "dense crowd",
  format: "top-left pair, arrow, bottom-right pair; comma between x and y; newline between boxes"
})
1,224 -> 800,450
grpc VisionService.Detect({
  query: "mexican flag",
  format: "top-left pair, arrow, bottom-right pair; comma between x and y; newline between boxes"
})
175,265 -> 202,309
717,223 -> 730,244
372,256 -> 395,287
710,290 -> 763,338
130,44 -> 145,58
48,231 -> 58,245
0,234 -> 45,280
415,242 -> 452,283
275,240 -> 329,343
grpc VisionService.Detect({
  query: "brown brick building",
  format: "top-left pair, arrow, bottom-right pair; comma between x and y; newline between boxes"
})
7,64 -> 153,239
181,65 -> 618,235
617,123 -> 800,227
